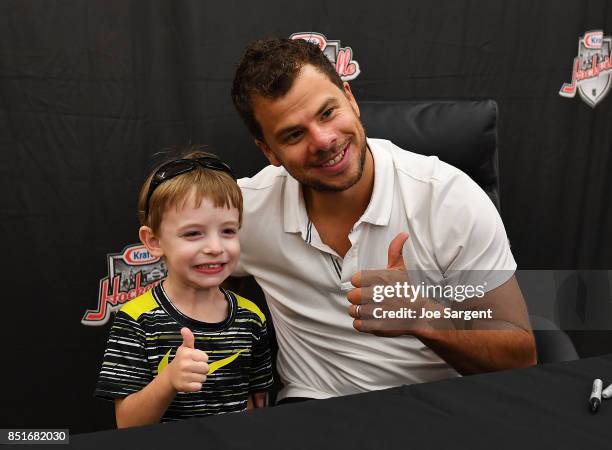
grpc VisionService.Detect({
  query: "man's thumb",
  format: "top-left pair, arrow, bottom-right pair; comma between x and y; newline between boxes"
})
180,327 -> 195,349
387,232 -> 409,270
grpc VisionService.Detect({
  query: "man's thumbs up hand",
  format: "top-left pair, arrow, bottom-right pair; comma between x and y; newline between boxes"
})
347,233 -> 416,337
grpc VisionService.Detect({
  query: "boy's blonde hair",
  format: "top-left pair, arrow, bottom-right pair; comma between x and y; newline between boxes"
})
138,148 -> 243,234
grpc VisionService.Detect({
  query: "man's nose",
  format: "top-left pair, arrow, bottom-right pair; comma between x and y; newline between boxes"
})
308,124 -> 336,153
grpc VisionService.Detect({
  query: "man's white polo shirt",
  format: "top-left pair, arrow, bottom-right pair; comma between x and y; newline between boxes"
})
235,138 -> 516,400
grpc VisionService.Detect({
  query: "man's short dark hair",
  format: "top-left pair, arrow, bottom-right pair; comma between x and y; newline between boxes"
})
231,38 -> 345,142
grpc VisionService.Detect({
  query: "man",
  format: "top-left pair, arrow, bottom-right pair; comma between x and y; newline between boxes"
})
230,37 -> 536,403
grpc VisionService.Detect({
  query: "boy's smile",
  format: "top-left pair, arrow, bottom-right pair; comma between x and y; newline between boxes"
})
192,263 -> 226,275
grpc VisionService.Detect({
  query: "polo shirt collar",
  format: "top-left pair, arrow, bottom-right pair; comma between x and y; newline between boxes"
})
282,138 -> 395,234
283,172 -> 307,234
358,138 -> 394,226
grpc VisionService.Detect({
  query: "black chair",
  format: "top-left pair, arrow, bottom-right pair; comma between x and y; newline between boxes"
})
359,100 -> 500,209
529,315 -> 579,363
359,99 -> 578,364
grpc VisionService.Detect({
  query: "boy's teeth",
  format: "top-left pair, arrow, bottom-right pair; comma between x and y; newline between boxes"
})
323,150 -> 345,167
198,263 -> 222,268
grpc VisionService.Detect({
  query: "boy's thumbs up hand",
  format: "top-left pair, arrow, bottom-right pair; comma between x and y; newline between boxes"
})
165,327 -> 209,393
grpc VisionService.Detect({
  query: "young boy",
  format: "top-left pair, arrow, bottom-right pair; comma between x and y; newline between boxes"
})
95,149 -> 273,427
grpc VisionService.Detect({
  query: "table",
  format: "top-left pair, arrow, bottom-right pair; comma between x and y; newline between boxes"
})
72,355 -> 612,449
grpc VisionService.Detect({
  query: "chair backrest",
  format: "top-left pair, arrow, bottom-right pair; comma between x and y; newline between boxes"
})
359,100 -> 500,210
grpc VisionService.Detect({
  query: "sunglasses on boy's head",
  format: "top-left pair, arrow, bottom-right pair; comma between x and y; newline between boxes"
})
144,157 -> 237,219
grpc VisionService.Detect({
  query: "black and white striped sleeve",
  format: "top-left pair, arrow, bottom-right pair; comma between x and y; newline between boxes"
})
94,312 -> 152,400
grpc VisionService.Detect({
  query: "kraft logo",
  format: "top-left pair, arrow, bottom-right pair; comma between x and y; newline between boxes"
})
584,31 -> 603,49
290,32 -> 361,81
292,32 -> 326,49
123,245 -> 159,265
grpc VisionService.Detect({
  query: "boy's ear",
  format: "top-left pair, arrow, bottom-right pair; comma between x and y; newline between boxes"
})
255,139 -> 281,167
139,226 -> 163,258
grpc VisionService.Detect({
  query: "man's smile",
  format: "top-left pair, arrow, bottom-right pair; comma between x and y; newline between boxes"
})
315,139 -> 352,173
322,148 -> 347,167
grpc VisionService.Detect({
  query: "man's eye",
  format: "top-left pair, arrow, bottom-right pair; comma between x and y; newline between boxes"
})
286,130 -> 303,143
321,108 -> 334,119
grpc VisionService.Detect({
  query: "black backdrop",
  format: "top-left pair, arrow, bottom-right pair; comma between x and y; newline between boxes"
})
1,0 -> 611,434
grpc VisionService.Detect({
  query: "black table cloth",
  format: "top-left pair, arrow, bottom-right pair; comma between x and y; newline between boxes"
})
72,354 -> 612,449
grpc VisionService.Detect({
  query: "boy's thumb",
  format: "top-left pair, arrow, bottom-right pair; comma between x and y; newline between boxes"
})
180,327 -> 195,349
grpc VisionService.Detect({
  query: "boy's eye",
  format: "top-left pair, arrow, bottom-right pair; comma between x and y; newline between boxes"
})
223,228 -> 237,235
183,231 -> 201,237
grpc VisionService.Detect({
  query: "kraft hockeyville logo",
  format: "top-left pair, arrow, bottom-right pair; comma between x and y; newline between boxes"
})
82,244 -> 167,326
290,32 -> 361,81
559,30 -> 612,107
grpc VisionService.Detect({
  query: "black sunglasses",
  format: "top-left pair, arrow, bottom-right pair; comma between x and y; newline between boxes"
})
144,157 -> 236,219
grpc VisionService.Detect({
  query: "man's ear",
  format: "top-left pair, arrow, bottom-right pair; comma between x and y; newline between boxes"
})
343,81 -> 360,117
139,226 -> 164,258
255,139 -> 281,167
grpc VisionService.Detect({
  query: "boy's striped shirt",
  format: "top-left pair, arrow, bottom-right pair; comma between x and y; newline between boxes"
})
95,285 -> 273,421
